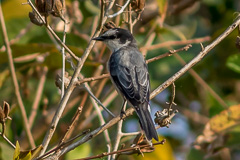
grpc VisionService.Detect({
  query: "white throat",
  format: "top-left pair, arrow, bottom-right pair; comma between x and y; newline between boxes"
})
105,39 -> 131,52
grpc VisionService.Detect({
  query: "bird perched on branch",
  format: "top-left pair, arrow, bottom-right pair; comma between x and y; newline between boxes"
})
93,28 -> 158,141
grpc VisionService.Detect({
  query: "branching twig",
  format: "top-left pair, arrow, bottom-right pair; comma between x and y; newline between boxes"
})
0,4 -> 36,148
168,83 -> 176,116
173,53 -> 228,108
108,0 -> 131,18
77,74 -> 110,85
83,83 -> 115,118
154,83 -> 177,128
56,107 -> 134,157
140,36 -> 211,51
146,44 -> 192,63
111,102 -> 127,159
0,134 -> 16,149
76,139 -> 166,160
77,90 -> 118,131
36,130 -> 90,160
150,17 -> 240,99
60,105 -> 82,141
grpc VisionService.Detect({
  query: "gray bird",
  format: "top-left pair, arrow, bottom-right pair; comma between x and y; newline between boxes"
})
93,28 -> 158,141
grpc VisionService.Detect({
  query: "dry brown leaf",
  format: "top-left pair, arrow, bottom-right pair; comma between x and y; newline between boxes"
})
194,104 -> 240,158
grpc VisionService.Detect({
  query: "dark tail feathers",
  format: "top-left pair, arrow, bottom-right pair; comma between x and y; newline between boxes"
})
136,103 -> 158,141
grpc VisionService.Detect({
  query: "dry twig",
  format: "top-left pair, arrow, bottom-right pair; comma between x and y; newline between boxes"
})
77,140 -> 166,160
29,66 -> 48,128
0,4 -> 36,148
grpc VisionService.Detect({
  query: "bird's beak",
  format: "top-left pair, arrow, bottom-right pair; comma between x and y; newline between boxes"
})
92,36 -> 105,41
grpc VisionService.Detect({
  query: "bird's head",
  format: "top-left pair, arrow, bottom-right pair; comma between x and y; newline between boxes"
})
93,28 -> 136,52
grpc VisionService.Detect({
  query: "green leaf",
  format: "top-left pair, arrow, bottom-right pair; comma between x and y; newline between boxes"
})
2,0 -> 31,20
156,0 -> 167,14
16,145 -> 43,160
0,69 -> 9,88
134,136 -> 175,160
31,145 -> 43,159
226,54 -> 240,73
65,142 -> 91,159
13,141 -> 20,160
21,152 -> 31,160
187,148 -> 204,160
225,130 -> 240,148
84,1 -> 100,15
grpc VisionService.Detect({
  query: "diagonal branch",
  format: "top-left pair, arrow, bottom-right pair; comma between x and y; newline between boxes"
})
29,66 -> 48,128
150,17 -> 240,99
77,140 -> 166,160
0,4 -> 36,148
140,36 -> 211,51
107,0 -> 131,18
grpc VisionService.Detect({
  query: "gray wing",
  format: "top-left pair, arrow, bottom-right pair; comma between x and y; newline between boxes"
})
109,48 -> 150,106
109,48 -> 158,141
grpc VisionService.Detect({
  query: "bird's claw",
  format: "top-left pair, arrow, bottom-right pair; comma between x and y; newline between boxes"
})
120,110 -> 127,120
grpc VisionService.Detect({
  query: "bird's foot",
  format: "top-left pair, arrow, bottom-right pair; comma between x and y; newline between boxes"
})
120,110 -> 127,120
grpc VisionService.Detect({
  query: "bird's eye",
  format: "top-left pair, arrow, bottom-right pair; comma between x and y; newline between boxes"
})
108,35 -> 116,39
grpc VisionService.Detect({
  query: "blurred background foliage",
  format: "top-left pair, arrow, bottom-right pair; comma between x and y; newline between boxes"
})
0,0 -> 240,160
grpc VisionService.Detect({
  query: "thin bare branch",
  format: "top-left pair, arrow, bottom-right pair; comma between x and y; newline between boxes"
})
108,0 -> 131,18
84,83 -> 112,145
173,53 -> 228,108
0,134 -> 16,149
0,4 -> 35,148
140,36 -> 211,51
77,90 -> 118,131
77,140 -> 166,160
83,84 -> 115,117
58,107 -> 136,157
36,130 -> 90,160
111,101 -> 127,159
29,66 -> 48,128
59,93 -> 87,145
168,83 -> 176,116
77,74 -> 110,85
146,44 -> 192,63
61,20 -> 67,98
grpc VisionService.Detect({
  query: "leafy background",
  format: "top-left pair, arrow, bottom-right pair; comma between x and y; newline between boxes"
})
0,0 -> 240,160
